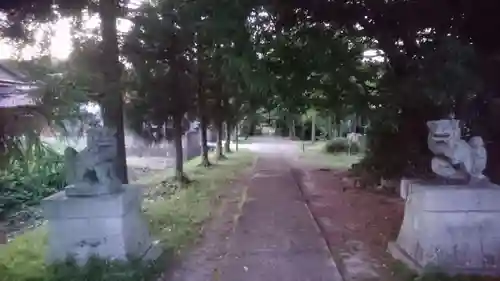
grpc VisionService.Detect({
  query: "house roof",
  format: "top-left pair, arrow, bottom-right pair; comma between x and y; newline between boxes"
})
0,63 -> 38,109
0,60 -> 31,82
0,89 -> 37,108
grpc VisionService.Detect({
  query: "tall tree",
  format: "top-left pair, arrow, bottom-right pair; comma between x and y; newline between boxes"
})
124,1 -> 196,183
0,0 -> 129,183
99,0 -> 128,183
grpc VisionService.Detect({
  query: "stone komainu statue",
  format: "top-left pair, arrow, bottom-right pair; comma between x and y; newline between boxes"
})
427,119 -> 487,182
64,126 -> 122,196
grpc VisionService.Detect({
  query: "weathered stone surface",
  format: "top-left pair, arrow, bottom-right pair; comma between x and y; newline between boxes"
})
64,126 -> 122,197
427,119 -> 487,181
42,185 -> 159,264
389,182 -> 500,275
183,130 -> 201,161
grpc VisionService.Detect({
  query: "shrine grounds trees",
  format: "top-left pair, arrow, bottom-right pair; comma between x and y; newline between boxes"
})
124,0 -> 197,183
3,0 -> 500,192
3,0 -> 500,280
264,1 -> 497,184
0,0 -> 129,183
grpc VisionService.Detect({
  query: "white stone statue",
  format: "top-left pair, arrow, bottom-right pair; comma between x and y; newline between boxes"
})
427,119 -> 487,181
64,126 -> 123,196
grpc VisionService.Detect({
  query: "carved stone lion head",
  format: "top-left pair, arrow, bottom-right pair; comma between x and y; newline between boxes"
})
426,119 -> 460,144
86,127 -> 116,149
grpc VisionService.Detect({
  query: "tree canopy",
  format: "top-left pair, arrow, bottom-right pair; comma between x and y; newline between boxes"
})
3,0 -> 500,183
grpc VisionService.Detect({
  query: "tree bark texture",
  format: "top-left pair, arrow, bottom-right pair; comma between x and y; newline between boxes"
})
173,113 -> 185,181
99,0 -> 128,184
224,121 -> 232,153
199,115 -> 211,166
196,49 -> 211,167
235,125 -> 239,151
311,112 -> 316,143
216,120 -> 226,160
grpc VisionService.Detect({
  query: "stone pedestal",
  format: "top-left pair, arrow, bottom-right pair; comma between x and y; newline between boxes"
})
389,182 -> 500,275
183,130 -> 201,161
42,185 -> 160,264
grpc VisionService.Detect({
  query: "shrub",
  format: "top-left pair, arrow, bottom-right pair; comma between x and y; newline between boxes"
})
324,138 -> 361,154
0,142 -> 65,219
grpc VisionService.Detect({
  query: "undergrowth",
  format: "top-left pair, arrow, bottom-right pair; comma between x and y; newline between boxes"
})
391,262 -> 500,281
323,138 -> 362,154
299,140 -> 363,169
0,142 -> 65,219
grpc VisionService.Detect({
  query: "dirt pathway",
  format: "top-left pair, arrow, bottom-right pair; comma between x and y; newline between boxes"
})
292,161 -> 405,281
167,148 -> 342,281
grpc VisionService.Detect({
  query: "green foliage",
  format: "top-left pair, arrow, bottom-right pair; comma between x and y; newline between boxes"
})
44,256 -> 165,281
123,0 -> 197,142
357,38 -> 482,182
299,141 -> 362,169
0,57 -> 93,169
391,261 -> 496,281
0,141 -> 64,218
0,231 -> 166,281
324,138 -> 360,154
0,228 -> 47,281
144,151 -> 255,253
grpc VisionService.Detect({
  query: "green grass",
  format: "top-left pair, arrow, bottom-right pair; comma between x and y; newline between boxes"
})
0,151 -> 255,281
0,228 -> 48,281
144,151 -> 255,253
298,140 -> 363,169
390,261 -> 500,281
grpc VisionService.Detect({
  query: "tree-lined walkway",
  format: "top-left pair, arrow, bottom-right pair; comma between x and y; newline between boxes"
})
168,140 -> 342,281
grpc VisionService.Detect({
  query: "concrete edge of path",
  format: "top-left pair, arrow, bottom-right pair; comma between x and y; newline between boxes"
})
290,167 -> 346,281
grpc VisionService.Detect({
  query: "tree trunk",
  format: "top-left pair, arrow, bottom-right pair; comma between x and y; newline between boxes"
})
99,0 -> 128,184
199,115 -> 211,167
357,115 -> 363,133
327,115 -> 332,140
235,124 -> 239,151
196,45 -> 211,167
173,114 -> 187,185
311,112 -> 316,143
0,221 -> 6,244
224,121 -> 232,153
333,114 -> 338,138
216,119 -> 226,160
301,117 -> 306,151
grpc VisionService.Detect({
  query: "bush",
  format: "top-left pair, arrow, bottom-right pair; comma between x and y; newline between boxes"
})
324,138 -> 361,154
0,142 -> 65,219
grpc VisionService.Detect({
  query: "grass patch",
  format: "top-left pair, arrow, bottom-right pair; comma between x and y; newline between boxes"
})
298,140 -> 363,169
390,260 -> 500,281
144,151 -> 255,254
0,151 -> 255,281
0,228 -> 47,281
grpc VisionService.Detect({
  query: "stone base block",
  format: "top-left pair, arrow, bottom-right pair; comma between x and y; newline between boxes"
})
42,185 -> 160,264
389,182 -> 500,276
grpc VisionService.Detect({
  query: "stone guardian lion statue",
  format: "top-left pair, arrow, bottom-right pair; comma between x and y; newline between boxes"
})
64,126 -> 122,196
427,119 -> 487,182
